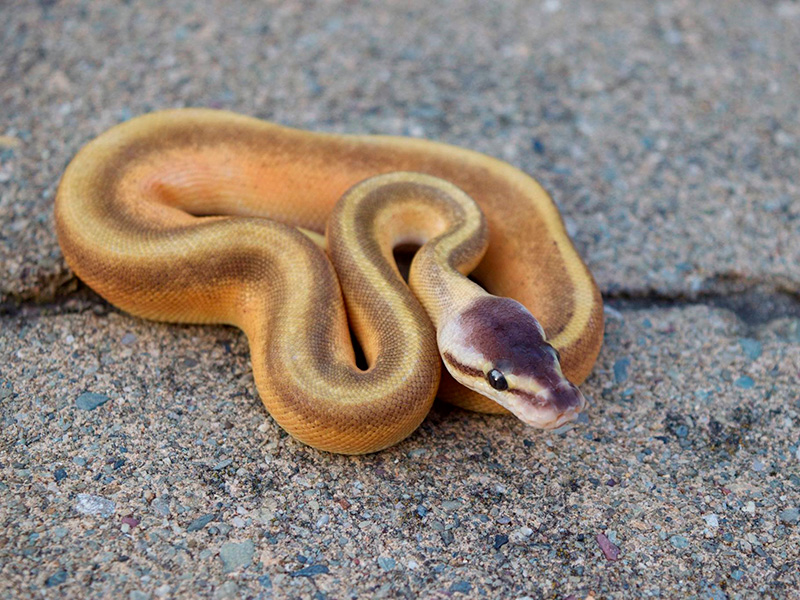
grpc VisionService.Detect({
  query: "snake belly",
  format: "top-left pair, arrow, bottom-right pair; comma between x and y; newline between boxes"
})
55,109 -> 604,454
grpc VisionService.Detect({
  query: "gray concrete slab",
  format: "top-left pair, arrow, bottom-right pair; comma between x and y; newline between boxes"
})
1,302 -> 798,598
2,1 -> 799,598
2,0 -> 799,302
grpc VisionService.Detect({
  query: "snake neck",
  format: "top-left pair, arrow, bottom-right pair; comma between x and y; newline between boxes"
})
350,175 -> 590,430
328,171 -> 490,332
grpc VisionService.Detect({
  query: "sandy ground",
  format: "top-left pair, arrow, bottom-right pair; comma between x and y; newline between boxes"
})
1,1 -> 798,598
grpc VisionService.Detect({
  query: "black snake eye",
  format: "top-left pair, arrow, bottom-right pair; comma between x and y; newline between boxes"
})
487,368 -> 508,391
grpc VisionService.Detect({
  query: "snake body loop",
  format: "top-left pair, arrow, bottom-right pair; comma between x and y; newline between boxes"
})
55,109 -> 604,454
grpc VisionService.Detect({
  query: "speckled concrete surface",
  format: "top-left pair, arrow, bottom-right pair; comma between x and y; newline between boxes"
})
2,302 -> 799,598
1,1 -> 799,599
2,0 -> 800,301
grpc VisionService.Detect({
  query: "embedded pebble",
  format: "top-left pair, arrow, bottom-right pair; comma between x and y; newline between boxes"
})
669,535 -> 690,549
74,494 -> 115,518
550,423 -> 576,435
703,514 -> 719,529
231,516 -> 246,528
219,540 -> 254,573
75,392 -> 110,411
738,338 -> 762,360
45,570 -> 68,587
187,514 -> 216,532
150,497 -> 170,516
510,526 -> 534,543
121,332 -> 137,345
596,533 -> 620,561
213,458 -> 233,471
449,581 -> 472,594
779,508 -> 799,524
493,534 -> 509,550
214,581 -> 239,600
613,357 -> 630,384
290,564 -> 329,578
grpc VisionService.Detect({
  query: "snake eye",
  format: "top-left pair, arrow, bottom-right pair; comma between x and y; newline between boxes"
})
487,368 -> 508,391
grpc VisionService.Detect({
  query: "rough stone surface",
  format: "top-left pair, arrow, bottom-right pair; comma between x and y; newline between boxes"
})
2,302 -> 799,597
1,1 -> 799,599
1,0 -> 800,303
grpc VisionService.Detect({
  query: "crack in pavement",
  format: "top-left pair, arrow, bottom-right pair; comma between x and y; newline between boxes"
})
604,274 -> 800,326
606,289 -> 800,327
3,274 -> 800,327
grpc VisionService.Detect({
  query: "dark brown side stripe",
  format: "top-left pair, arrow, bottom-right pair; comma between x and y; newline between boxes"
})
442,352 -> 483,379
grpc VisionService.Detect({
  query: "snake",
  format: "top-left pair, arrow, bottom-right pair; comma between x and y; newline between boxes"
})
55,109 -> 604,454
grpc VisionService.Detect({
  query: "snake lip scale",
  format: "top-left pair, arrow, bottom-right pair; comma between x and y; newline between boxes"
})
55,109 -> 604,454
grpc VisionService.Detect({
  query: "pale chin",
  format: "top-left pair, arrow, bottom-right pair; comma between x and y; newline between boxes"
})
513,403 -> 584,430
488,388 -> 587,430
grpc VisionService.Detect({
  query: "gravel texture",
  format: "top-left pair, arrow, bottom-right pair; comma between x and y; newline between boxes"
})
2,0 -> 800,302
1,0 -> 799,598
2,303 -> 798,598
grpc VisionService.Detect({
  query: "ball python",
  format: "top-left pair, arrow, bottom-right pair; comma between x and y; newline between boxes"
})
55,109 -> 604,454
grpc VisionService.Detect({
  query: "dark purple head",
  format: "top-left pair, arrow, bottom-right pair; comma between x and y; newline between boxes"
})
438,295 -> 586,429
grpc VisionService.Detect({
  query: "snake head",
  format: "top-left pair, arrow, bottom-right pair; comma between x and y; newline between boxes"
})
439,296 -> 586,429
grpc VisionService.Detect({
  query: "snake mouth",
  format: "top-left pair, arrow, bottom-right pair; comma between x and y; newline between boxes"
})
545,401 -> 584,430
509,382 -> 587,430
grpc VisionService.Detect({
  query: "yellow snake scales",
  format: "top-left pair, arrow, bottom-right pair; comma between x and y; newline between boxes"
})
55,109 -> 604,454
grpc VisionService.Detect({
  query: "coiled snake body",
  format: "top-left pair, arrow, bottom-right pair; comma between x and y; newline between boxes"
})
55,109 -> 603,454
